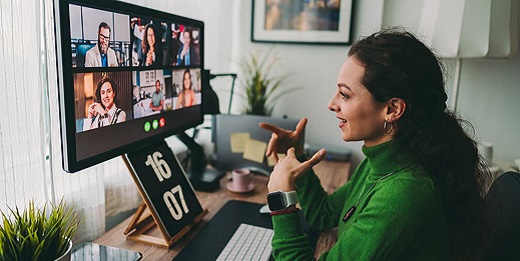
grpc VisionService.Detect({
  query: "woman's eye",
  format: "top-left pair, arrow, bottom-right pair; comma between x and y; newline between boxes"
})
339,92 -> 349,99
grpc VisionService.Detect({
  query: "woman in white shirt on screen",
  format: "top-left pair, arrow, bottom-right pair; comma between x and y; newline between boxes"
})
84,77 -> 126,130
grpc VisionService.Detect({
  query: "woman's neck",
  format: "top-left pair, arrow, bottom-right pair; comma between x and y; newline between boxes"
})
364,137 -> 393,148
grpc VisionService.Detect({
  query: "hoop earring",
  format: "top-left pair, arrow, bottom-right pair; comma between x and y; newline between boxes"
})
384,121 -> 394,134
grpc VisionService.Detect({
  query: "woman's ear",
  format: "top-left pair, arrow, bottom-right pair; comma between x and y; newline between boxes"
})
385,98 -> 406,122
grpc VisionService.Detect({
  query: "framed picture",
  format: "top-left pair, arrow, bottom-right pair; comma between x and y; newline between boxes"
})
251,0 -> 354,45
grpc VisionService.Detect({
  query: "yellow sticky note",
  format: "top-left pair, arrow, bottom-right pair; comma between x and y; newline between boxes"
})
267,153 -> 287,166
230,132 -> 250,153
242,139 -> 267,164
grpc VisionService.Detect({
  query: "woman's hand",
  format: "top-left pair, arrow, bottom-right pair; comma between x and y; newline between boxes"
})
259,118 -> 307,162
145,51 -> 154,66
268,147 -> 326,192
88,103 -> 104,118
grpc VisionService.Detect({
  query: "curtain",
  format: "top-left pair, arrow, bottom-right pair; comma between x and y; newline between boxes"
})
0,0 -> 48,210
0,0 -> 141,244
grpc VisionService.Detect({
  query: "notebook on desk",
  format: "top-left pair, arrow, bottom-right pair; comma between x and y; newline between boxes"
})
173,200 -> 318,261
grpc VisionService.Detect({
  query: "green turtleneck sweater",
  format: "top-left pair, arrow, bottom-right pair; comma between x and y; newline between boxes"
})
271,140 -> 450,260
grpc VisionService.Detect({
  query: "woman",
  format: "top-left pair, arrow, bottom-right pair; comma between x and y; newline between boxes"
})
261,28 -> 491,260
140,23 -> 162,66
176,69 -> 196,109
85,78 -> 126,130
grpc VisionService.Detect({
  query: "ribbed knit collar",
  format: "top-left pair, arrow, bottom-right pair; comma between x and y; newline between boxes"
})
361,139 -> 415,177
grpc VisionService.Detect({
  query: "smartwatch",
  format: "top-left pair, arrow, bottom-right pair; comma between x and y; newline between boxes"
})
267,190 -> 298,212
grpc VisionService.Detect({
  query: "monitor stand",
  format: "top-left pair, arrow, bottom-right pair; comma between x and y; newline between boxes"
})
176,132 -> 225,192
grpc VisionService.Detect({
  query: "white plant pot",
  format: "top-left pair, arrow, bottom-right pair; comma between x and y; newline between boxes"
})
54,238 -> 73,261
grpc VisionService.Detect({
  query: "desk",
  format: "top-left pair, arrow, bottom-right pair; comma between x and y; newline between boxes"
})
94,160 -> 350,260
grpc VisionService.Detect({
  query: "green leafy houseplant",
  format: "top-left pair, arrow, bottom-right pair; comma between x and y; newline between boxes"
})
0,199 -> 81,261
239,49 -> 296,116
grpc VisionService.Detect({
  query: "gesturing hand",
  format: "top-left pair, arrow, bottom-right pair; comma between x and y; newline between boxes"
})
180,45 -> 189,58
259,118 -> 307,162
267,147 -> 326,192
145,51 -> 154,66
88,103 -> 104,118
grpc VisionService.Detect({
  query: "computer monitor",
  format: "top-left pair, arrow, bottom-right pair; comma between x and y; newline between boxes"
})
212,114 -> 302,175
54,0 -> 205,173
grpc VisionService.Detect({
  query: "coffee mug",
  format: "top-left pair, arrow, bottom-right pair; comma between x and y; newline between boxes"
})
230,168 -> 253,192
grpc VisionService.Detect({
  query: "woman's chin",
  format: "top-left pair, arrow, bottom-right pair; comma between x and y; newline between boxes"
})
341,133 -> 362,143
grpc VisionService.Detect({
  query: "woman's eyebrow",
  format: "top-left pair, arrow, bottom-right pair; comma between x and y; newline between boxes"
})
337,83 -> 352,91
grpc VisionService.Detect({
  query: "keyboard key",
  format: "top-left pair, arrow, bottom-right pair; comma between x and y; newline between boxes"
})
216,223 -> 273,261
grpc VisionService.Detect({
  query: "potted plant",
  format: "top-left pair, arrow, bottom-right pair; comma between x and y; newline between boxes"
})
0,199 -> 81,261
238,49 -> 297,116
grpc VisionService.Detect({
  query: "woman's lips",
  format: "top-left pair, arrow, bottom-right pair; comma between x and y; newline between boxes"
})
337,117 -> 347,128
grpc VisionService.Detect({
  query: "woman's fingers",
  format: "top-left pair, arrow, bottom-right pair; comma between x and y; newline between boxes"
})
260,118 -> 308,157
295,149 -> 326,179
294,118 -> 308,135
307,149 -> 326,167
259,122 -> 285,135
265,133 -> 277,157
286,147 -> 296,158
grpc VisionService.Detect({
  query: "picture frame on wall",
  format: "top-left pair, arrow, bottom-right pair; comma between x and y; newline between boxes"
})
251,0 -> 354,45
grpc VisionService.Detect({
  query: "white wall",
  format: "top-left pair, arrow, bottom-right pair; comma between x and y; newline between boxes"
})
457,56 -> 520,164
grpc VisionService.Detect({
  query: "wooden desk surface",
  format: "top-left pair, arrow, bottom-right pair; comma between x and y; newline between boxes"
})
94,160 -> 350,260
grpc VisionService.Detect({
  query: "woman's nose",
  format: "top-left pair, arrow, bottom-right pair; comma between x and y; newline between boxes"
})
328,98 -> 337,112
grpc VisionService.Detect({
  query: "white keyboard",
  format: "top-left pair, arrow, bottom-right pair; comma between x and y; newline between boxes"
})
216,223 -> 274,261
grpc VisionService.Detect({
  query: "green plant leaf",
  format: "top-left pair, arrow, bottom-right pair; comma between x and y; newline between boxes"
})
0,198 -> 82,261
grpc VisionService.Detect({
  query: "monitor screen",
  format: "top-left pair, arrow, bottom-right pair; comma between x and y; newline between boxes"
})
54,0 -> 204,172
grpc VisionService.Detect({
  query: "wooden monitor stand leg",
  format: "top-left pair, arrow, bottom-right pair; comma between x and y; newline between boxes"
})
123,202 -> 207,248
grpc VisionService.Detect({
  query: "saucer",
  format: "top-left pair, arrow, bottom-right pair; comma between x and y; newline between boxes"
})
227,182 -> 255,193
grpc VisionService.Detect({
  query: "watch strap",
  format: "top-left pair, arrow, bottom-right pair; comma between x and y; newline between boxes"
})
270,206 -> 299,216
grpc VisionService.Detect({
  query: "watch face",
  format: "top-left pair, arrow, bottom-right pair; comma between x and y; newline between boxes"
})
267,192 -> 286,211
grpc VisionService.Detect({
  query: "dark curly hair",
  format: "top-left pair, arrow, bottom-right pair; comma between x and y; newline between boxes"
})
141,23 -> 160,55
348,27 -> 492,260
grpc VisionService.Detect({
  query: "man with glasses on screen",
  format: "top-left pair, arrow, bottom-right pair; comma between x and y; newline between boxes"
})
85,22 -> 118,67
